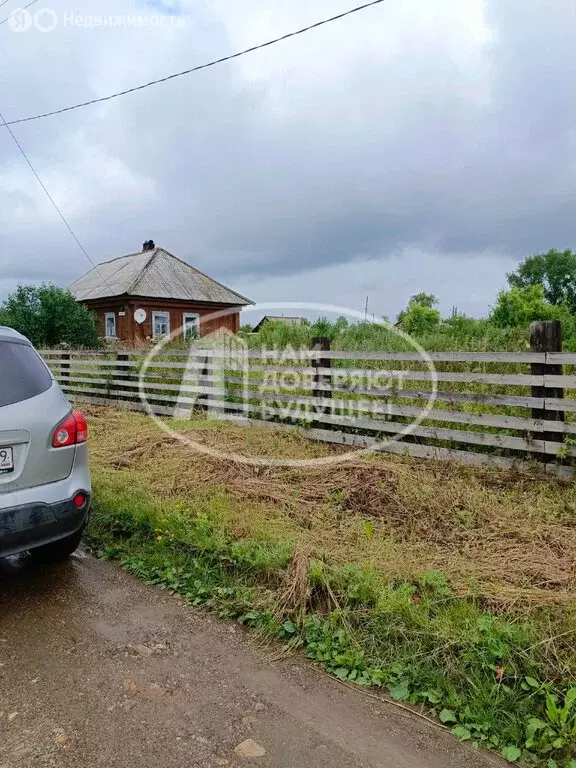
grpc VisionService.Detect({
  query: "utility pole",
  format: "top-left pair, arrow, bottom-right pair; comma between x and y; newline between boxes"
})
364,296 -> 368,322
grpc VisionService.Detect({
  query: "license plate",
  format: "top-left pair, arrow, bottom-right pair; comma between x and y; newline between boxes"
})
0,447 -> 14,474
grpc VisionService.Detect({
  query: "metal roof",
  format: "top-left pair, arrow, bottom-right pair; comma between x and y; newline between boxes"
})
68,247 -> 253,305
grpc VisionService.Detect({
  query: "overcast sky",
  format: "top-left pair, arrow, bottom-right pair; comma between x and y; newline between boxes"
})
1,0 -> 575,321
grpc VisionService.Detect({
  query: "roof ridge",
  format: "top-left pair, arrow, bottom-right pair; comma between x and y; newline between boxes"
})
95,249 -> 143,266
156,248 -> 254,305
125,248 -> 159,295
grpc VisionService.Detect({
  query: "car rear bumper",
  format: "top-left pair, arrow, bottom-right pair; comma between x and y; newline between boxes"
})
0,444 -> 91,558
0,494 -> 90,558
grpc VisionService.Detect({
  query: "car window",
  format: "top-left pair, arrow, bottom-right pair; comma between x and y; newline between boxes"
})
0,341 -> 53,408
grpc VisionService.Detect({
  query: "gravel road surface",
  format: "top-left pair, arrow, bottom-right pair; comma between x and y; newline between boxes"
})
0,552 -> 501,768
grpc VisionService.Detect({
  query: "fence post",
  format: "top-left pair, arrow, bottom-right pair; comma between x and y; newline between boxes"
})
200,354 -> 214,414
60,351 -> 70,388
311,337 -> 331,428
116,352 -> 131,403
530,320 -> 564,465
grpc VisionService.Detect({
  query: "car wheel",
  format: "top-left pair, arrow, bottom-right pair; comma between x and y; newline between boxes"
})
30,529 -> 84,563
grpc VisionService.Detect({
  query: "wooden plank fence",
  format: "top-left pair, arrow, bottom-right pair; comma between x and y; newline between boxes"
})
40,321 -> 576,476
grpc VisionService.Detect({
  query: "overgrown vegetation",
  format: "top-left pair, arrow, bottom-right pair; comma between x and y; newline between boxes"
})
242,310 -> 531,353
85,405 -> 576,767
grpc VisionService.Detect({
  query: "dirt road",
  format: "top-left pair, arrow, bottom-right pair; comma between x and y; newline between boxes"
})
0,553 -> 500,768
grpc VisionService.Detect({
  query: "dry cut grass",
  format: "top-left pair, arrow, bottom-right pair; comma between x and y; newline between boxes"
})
85,404 -> 576,608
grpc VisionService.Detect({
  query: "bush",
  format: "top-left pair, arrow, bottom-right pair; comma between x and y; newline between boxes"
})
489,284 -> 574,330
0,284 -> 99,348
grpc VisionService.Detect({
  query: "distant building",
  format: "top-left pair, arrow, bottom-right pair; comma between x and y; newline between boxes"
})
252,316 -> 306,333
69,240 -> 253,345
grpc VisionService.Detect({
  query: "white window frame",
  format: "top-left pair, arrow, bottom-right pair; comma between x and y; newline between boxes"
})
182,312 -> 200,339
152,311 -> 171,339
104,312 -> 116,339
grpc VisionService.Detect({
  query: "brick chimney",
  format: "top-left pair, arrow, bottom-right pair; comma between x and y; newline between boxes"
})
142,239 -> 155,251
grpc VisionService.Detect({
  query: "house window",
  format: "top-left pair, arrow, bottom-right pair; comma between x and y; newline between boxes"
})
104,312 -> 116,339
152,311 -> 170,338
182,312 -> 200,340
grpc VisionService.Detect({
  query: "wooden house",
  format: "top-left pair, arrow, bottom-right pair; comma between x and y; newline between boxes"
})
69,240 -> 253,345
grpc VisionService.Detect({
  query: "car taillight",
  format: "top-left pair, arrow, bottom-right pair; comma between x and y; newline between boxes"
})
74,411 -> 88,443
52,410 -> 88,448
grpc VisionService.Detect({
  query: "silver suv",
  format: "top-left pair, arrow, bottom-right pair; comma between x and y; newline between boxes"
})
0,327 -> 91,560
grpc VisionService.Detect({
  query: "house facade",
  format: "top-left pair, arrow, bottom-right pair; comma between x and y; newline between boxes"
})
69,241 -> 253,346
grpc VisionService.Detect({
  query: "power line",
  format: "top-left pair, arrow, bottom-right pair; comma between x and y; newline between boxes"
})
0,109 -> 113,290
0,0 -> 385,291
3,0 -> 386,126
0,0 -> 41,26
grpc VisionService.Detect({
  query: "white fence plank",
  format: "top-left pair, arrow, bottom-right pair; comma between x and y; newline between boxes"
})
547,353 -> 576,365
283,350 -> 547,363
47,357 -> 210,370
42,349 -> 549,363
61,385 -> 215,406
543,375 -> 576,388
327,385 -> 547,410
52,367 -> 227,384
242,391 -> 576,436
544,397 -> 575,411
61,376 -> 226,396
241,364 -> 544,386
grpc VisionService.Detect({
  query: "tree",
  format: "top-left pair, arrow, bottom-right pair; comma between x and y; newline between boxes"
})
507,249 -> 576,311
396,293 -> 438,323
407,292 -> 438,310
396,292 -> 440,335
401,303 -> 441,335
1,284 -> 99,348
489,284 -> 572,328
